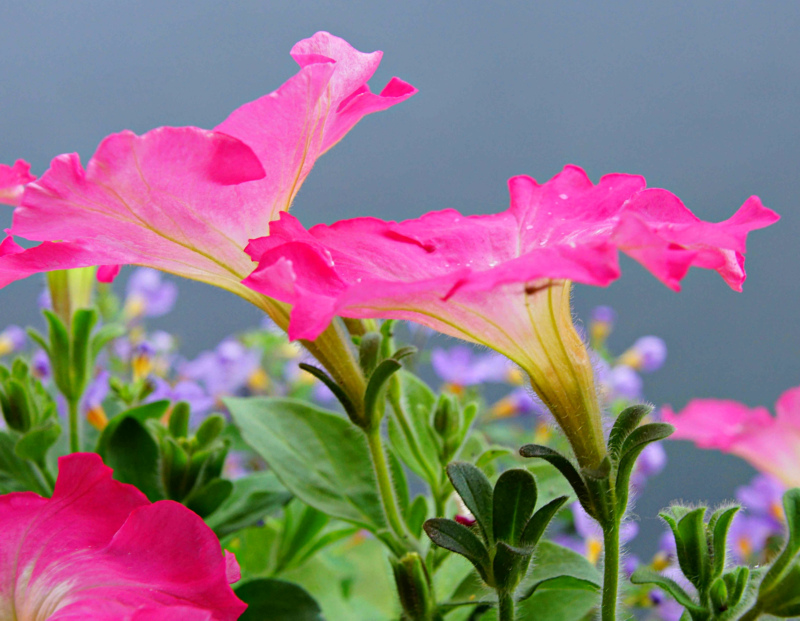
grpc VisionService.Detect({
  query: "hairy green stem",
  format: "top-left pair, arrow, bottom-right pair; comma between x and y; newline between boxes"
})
366,427 -> 415,556
68,398 -> 80,453
498,591 -> 514,621
601,521 -> 620,621
738,604 -> 763,621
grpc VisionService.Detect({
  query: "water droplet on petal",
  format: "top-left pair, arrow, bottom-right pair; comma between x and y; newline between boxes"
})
559,194 -> 568,200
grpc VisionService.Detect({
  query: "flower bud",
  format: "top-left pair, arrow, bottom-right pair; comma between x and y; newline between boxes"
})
391,553 -> 437,621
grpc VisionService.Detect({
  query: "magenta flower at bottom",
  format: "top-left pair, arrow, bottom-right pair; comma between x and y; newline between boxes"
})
0,453 -> 246,620
663,386 -> 800,487
244,165 -> 778,468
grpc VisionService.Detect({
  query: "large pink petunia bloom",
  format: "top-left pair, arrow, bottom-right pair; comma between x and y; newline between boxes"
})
244,165 -> 778,467
0,452 -> 246,620
663,386 -> 800,487
6,32 -> 415,301
0,160 -> 36,206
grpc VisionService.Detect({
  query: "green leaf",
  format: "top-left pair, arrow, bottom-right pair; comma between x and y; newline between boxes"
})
43,310 -> 71,398
14,420 -> 61,463
447,461 -> 494,545
519,444 -> 592,516
96,400 -> 170,457
527,461 -> 575,506
424,518 -> 490,581
675,507 -> 710,591
386,371 -> 440,487
521,496 -> 569,549
607,404 -> 652,460
519,541 -> 601,599
475,446 -> 513,471
0,431 -> 50,494
388,447 -> 410,515
168,402 -> 190,438
104,416 -> 164,501
760,488 -> 800,594
631,567 -> 706,614
358,332 -> 382,376
711,506 -> 740,579
297,363 -> 359,426
492,468 -> 537,546
90,322 -> 126,360
207,471 -> 292,538
235,578 -> 325,621
226,397 -> 387,532
184,477 -> 233,518
405,495 -> 429,538
516,575 -> 600,621
195,414 -> 225,448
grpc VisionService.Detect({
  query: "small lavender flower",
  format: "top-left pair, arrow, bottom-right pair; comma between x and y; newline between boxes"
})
83,371 -> 110,430
123,268 -> 178,320
630,442 -> 667,490
736,474 -> 786,528
560,503 -> 638,565
431,346 -> 510,388
620,336 -> 667,373
31,349 -> 51,380
489,388 -> 544,419
727,513 -> 776,564
589,305 -> 616,345
0,325 -> 26,357
147,376 -> 215,423
608,364 -> 643,401
182,339 -> 262,401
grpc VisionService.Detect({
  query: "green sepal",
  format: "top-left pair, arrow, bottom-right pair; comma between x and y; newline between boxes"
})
446,461 -> 495,546
3,378 -> 32,432
723,566 -> 749,608
709,577 -> 728,613
615,423 -> 674,515
195,414 -> 225,448
630,567 -> 707,615
492,468 -> 537,546
42,310 -> 72,398
519,444 -> 592,517
90,322 -> 126,360
668,507 -> 710,592
424,518 -> 491,583
96,399 -> 170,456
363,358 -> 402,428
206,471 -> 291,538
759,488 -> 800,594
520,496 -> 569,549
758,564 -> 800,617
298,363 -> 359,426
607,404 -> 652,460
710,506 -> 740,579
392,552 -> 437,621
168,402 -> 190,438
392,345 -> 418,361
69,308 -> 97,396
358,331 -> 382,376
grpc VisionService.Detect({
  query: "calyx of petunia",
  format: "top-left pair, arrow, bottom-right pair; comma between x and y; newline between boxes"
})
243,165 -> 778,469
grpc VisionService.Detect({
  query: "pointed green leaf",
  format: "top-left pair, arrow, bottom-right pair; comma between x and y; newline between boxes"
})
184,477 -> 233,518
674,508 -> 710,591
447,461 -> 495,545
519,444 -> 592,516
43,310 -> 71,397
760,488 -> 800,596
405,495 -> 429,538
70,308 -> 97,395
493,468 -> 537,545
14,421 -> 61,463
90,322 -> 126,360
206,471 -> 292,538
364,358 -> 402,425
104,416 -> 164,501
298,363 -> 359,426
235,578 -> 324,621
493,541 -> 532,592
521,496 -> 569,549
616,423 -> 674,515
96,399 -> 170,456
226,397 -> 387,532
424,518 -> 490,581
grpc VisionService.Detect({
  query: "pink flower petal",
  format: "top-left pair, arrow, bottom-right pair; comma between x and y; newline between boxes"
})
244,165 -> 777,350
9,33 -> 415,295
664,386 -> 800,487
0,159 -> 36,207
0,453 -> 245,621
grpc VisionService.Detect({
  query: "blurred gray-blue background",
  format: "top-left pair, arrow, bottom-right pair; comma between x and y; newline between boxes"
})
1,1 -> 798,554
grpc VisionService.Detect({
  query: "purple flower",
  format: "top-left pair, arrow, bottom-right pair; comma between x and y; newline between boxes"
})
431,346 -> 510,388
589,305 -> 616,345
83,370 -> 110,430
608,364 -> 643,401
31,349 -> 50,380
489,388 -> 544,419
124,268 -> 178,320
562,502 -> 638,565
736,474 -> 786,528
727,513 -> 776,564
181,339 -> 262,400
620,336 -> 667,373
147,376 -> 215,423
0,325 -> 26,356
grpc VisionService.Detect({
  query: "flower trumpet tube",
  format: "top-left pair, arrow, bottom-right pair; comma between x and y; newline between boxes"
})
0,32 -> 416,408
243,165 -> 778,469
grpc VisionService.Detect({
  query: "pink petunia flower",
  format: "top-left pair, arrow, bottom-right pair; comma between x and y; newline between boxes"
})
0,159 -> 36,207
243,165 -> 777,467
0,452 -> 245,620
663,385 -> 800,487
1,32 -> 415,301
